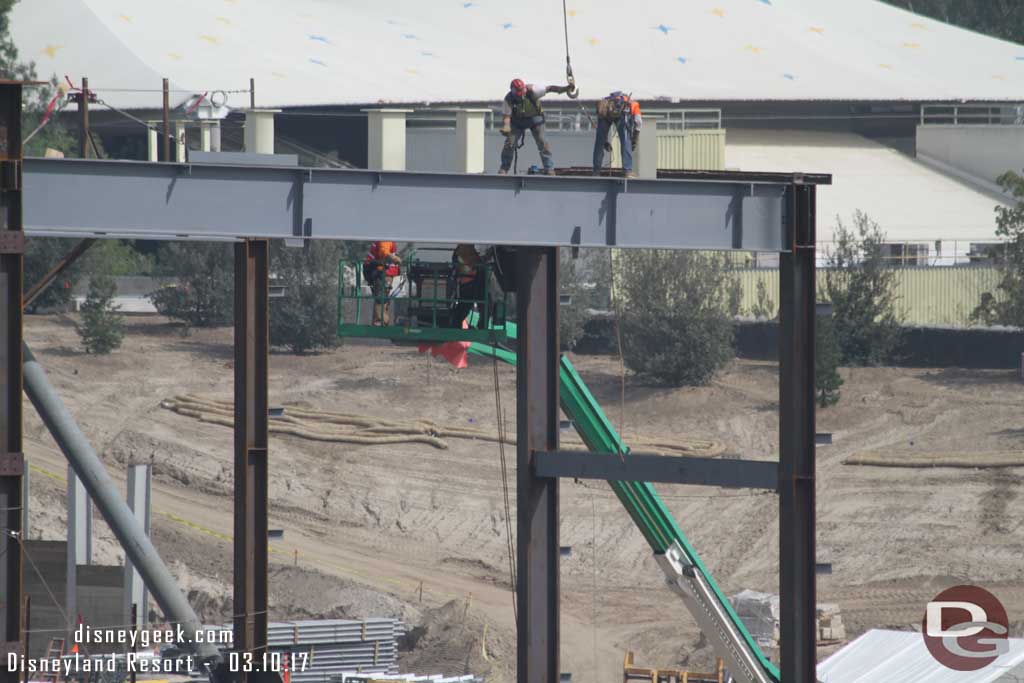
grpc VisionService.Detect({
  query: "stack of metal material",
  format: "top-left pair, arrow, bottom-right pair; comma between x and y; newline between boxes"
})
333,676 -> 484,683
213,618 -> 405,682
275,618 -> 403,681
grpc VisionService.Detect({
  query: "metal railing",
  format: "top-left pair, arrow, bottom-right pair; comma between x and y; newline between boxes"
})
480,107 -> 723,132
813,239 -> 1010,267
920,103 -> 1024,126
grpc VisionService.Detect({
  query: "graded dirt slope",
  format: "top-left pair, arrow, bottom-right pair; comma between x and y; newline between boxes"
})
21,315 -> 1024,682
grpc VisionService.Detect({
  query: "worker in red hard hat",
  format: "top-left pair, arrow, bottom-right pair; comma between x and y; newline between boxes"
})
498,78 -> 573,175
363,240 -> 401,326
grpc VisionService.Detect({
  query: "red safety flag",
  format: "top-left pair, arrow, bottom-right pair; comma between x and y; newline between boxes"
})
417,320 -> 472,369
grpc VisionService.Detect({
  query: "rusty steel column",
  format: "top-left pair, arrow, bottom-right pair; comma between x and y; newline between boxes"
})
515,246 -> 560,683
233,239 -> 269,679
0,80 -> 28,683
778,184 -> 817,682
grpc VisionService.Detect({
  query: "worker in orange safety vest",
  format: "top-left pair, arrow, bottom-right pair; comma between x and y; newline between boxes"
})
363,240 -> 401,326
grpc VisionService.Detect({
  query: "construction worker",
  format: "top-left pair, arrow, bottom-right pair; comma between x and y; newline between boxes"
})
499,79 -> 573,176
593,91 -> 642,177
450,243 -> 485,328
363,240 -> 401,326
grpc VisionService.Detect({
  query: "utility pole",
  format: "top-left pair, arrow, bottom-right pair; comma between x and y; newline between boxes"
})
78,77 -> 90,159
162,78 -> 170,162
249,77 -> 255,109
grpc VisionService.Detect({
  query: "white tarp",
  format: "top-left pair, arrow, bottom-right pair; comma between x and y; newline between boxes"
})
11,0 -> 1024,110
818,629 -> 1024,683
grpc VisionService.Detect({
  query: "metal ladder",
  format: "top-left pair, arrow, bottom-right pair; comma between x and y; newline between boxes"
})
42,638 -> 65,683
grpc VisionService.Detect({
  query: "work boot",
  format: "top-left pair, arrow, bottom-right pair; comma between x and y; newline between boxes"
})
543,168 -> 556,176
625,170 -> 637,178
497,169 -> 509,175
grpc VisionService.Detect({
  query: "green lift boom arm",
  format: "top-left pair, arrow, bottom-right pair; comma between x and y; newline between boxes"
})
469,334 -> 781,683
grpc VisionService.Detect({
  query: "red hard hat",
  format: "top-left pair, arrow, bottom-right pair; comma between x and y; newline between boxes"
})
510,78 -> 526,96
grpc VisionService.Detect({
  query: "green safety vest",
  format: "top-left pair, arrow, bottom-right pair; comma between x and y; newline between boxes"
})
507,90 -> 543,123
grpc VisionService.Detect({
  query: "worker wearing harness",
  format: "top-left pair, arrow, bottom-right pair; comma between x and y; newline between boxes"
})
593,91 -> 642,177
363,240 -> 401,326
499,78 -> 572,175
450,243 -> 486,328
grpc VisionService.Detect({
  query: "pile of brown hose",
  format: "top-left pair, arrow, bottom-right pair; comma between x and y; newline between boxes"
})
161,394 -> 724,456
845,450 -> 1024,468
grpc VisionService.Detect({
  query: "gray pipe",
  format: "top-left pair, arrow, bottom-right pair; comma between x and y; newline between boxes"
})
22,343 -> 221,664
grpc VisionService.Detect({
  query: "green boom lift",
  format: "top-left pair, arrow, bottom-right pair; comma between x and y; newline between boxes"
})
338,254 -> 781,683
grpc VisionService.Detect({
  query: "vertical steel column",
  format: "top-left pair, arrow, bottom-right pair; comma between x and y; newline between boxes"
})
0,81 -> 26,683
123,464 -> 152,631
78,77 -> 90,159
778,184 -> 817,682
233,239 -> 269,678
515,247 -> 560,683
66,464 -> 93,642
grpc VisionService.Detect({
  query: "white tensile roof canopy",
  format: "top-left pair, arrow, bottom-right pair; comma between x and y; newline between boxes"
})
11,0 -> 1024,110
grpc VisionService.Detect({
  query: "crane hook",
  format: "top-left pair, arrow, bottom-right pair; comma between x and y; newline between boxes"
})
566,59 -> 579,99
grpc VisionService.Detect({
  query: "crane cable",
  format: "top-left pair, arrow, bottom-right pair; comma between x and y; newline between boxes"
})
491,351 -> 517,626
562,0 -> 579,99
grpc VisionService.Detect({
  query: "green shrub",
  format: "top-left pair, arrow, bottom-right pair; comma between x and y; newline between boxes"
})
270,241 -> 344,354
559,249 -> 610,351
616,251 -> 735,386
149,243 -> 233,328
815,316 -> 843,407
78,274 -> 124,354
824,212 -> 902,365
973,171 -> 1024,327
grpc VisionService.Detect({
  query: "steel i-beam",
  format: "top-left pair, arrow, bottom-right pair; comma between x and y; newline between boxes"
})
516,247 -> 560,683
233,239 -> 270,680
778,184 -> 818,682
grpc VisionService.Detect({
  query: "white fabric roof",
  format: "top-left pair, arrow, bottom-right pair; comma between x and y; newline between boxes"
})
11,0 -> 1024,110
726,129 -> 1006,246
818,629 -> 1024,682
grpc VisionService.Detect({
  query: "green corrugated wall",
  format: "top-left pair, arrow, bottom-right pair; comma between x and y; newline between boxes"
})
734,266 -> 1003,327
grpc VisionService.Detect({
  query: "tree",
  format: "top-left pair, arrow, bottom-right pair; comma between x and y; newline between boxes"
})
748,279 -> 776,320
24,237 -> 81,312
149,243 -> 233,328
0,1 -> 76,157
881,1 -> 1024,46
973,171 -> 1024,327
270,240 -> 344,354
615,250 -> 736,386
824,211 -> 903,365
78,273 -> 124,354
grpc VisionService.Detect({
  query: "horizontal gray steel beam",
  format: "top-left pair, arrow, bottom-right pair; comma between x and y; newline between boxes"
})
23,158 -> 788,251
534,450 -> 779,490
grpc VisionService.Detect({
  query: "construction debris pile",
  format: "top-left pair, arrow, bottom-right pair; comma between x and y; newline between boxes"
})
162,394 -> 724,456
729,591 -> 846,648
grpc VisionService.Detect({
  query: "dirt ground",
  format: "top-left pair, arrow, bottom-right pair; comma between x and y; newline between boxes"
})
21,314 -> 1024,682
